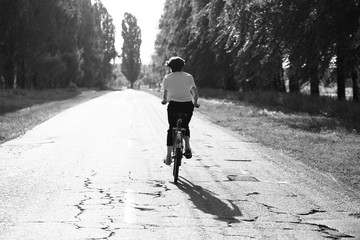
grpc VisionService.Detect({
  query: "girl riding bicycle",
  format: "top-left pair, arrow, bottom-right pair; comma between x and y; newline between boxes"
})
161,56 -> 199,165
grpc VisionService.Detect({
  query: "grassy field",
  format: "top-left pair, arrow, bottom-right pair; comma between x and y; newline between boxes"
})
149,88 -> 360,192
0,88 -> 109,144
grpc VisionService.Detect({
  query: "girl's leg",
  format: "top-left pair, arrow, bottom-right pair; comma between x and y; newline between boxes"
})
184,136 -> 190,149
167,102 -> 177,146
166,146 -> 172,157
183,102 -> 194,158
183,102 -> 194,149
165,102 -> 176,164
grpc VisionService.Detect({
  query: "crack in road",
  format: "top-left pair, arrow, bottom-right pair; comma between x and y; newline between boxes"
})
71,176 -> 176,239
298,208 -> 327,216
251,202 -> 355,239
350,213 -> 360,219
73,176 -> 116,239
302,222 -> 355,239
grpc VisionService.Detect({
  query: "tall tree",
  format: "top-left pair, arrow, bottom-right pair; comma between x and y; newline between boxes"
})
121,12 -> 141,88
155,0 -> 360,101
99,3 -> 117,83
189,0 -> 234,89
92,0 -> 117,87
0,0 -> 28,89
329,0 -> 359,100
353,24 -> 360,102
0,0 -> 116,89
77,0 -> 99,87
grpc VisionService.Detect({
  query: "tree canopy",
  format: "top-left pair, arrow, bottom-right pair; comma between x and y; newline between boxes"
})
155,0 -> 360,101
0,0 -> 116,89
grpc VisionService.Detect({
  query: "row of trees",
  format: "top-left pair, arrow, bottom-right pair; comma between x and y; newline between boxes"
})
154,0 -> 360,101
0,0 -> 117,89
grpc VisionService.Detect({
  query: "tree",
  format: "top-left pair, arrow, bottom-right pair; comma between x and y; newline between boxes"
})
0,0 -> 30,89
154,0 -> 360,101
353,25 -> 360,102
0,0 -> 116,89
121,12 -> 141,88
189,0 -> 234,89
92,0 -> 117,87
329,0 -> 359,100
100,9 -> 117,82
77,0 -> 99,87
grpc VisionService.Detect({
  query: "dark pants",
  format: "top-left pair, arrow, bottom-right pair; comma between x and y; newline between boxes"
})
167,101 -> 194,146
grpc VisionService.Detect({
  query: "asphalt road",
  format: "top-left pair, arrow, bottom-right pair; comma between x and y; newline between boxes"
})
0,89 -> 359,240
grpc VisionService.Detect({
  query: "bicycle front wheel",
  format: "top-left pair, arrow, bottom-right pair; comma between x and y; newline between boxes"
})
173,148 -> 182,184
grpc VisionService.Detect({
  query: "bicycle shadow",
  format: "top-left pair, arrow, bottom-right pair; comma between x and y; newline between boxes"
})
175,177 -> 242,223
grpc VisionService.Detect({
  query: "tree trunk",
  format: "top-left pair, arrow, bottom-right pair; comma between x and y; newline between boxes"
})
4,61 -> 14,89
0,75 -> 4,90
352,67 -> 359,102
336,41 -> 346,100
288,55 -> 300,93
17,59 -> 25,89
225,75 -> 236,91
31,73 -> 37,89
288,73 -> 300,93
309,62 -> 319,96
268,56 -> 286,92
310,75 -> 320,96
275,62 -> 286,92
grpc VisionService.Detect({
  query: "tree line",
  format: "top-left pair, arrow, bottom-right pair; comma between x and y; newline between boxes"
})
0,0 -> 117,90
154,0 -> 360,101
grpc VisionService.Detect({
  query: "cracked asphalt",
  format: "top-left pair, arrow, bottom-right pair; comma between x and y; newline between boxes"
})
0,89 -> 360,240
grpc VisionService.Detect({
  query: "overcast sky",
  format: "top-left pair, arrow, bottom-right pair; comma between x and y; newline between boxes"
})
100,0 -> 166,64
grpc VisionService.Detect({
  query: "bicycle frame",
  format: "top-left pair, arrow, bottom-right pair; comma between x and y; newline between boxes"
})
172,113 -> 186,183
173,118 -> 185,152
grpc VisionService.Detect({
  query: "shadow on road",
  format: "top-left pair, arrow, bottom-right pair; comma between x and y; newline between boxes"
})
176,177 -> 242,223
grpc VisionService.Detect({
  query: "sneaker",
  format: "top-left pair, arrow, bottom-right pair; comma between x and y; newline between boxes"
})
163,155 -> 172,165
184,149 -> 192,159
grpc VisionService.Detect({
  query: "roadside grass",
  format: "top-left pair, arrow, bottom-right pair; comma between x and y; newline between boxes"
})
149,88 -> 360,192
198,88 -> 360,132
0,88 -> 109,144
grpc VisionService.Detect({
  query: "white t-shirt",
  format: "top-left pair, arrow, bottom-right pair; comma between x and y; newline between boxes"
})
162,71 -> 196,102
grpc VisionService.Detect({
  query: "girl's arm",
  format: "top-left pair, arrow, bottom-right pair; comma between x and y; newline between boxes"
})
161,90 -> 168,104
191,86 -> 199,107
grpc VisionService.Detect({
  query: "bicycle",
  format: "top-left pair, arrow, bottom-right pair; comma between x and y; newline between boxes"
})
172,113 -> 187,184
162,101 -> 199,184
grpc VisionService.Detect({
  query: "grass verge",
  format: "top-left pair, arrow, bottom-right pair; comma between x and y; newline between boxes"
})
0,88 -> 109,144
148,88 -> 360,192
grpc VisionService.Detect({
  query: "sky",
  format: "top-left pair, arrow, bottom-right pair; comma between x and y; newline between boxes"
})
100,0 -> 166,64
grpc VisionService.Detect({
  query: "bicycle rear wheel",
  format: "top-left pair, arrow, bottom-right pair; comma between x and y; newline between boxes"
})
173,147 -> 182,184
